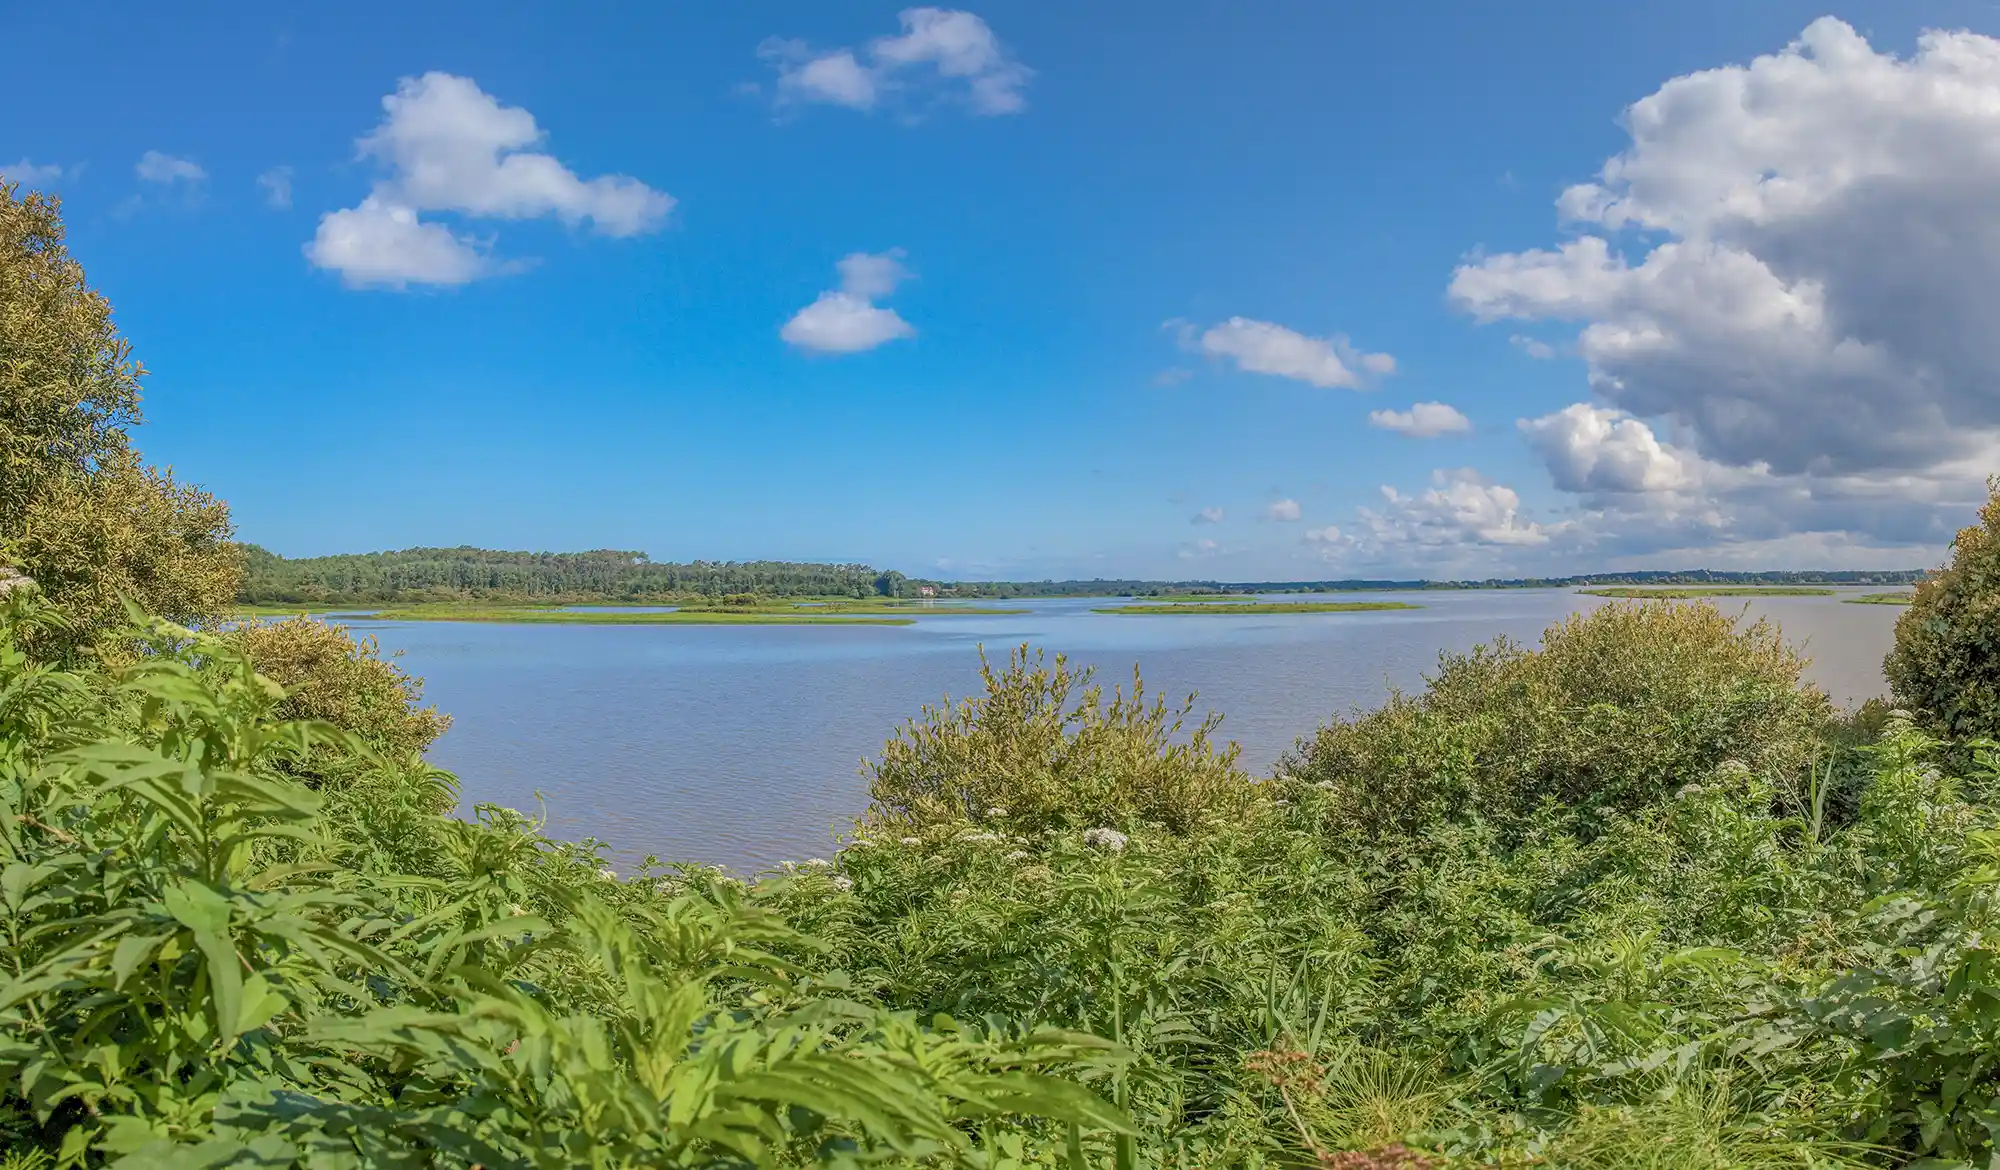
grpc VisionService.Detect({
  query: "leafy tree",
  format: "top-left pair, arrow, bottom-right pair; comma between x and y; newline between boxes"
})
0,183 -> 238,654
1885,476 -> 2000,741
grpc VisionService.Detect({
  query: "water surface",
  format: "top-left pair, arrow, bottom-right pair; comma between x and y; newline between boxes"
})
343,589 -> 1901,871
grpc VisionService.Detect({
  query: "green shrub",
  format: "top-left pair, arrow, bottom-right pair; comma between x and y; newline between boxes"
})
0,605 -> 1133,1166
1886,476 -> 2000,742
864,644 -> 1254,835
223,615 -> 450,764
1281,601 -> 1831,840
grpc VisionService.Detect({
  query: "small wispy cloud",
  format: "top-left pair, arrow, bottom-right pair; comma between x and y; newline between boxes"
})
257,166 -> 294,208
136,151 -> 206,185
759,7 -> 1032,118
1510,334 -> 1556,360
1368,401 -> 1472,438
0,159 -> 65,188
1192,507 -> 1224,525
1183,316 -> 1393,389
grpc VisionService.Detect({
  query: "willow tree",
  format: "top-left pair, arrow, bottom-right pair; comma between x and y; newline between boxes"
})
0,182 -> 238,654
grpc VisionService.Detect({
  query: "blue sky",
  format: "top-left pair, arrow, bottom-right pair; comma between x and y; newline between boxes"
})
6,1 -> 1999,579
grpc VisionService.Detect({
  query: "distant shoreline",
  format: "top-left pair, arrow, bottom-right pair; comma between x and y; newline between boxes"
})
237,542 -> 1928,609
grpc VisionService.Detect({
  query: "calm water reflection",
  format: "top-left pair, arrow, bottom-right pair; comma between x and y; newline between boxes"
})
342,589 -> 1902,872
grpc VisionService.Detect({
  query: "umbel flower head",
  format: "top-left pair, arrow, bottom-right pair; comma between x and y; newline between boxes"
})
1083,827 -> 1128,852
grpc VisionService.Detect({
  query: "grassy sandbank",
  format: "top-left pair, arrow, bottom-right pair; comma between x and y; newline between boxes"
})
1844,592 -> 1916,605
1130,593 -> 1255,603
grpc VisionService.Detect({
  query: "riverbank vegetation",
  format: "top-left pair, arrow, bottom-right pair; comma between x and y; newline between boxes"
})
16,575 -> 2000,1165
12,181 -> 2000,1166
1846,592 -> 1916,605
239,546 -> 1928,610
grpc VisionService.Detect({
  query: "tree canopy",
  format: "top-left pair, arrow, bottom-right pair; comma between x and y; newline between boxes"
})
0,183 -> 238,653
1886,476 -> 2000,740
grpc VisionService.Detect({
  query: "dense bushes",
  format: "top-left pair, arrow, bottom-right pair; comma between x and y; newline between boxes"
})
13,589 -> 2000,1165
865,646 -> 1254,836
1887,476 -> 2000,741
0,603 -> 1131,1167
1281,602 -> 1831,839
223,615 -> 451,765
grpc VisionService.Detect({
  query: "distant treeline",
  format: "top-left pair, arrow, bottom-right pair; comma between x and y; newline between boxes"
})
237,546 -> 1928,604
237,546 -> 900,603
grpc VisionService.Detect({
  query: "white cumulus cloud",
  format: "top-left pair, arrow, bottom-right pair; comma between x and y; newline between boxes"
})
306,198 -> 491,288
1196,317 -> 1393,389
1369,402 -> 1471,438
1451,17 -> 2000,482
782,249 -> 917,354
1192,507 -> 1225,525
1519,404 -> 1695,494
307,73 -> 672,288
1362,470 -> 1553,551
1263,498 -> 1302,522
760,8 -> 1029,117
1447,17 -> 2000,561
763,46 -> 879,109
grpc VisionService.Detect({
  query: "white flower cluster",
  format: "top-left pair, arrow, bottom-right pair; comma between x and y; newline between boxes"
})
958,831 -> 1003,844
829,876 -> 854,893
1082,827 -> 1128,852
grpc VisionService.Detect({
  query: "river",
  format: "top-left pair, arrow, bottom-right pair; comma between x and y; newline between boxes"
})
339,588 -> 1903,872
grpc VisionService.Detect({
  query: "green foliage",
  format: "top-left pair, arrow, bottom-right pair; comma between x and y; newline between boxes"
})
0,603 -> 1133,1166
1282,601 -> 1832,840
1887,476 -> 2000,741
864,646 -> 1254,836
4,566 -> 1995,1165
222,615 -> 451,771
0,185 -> 239,656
